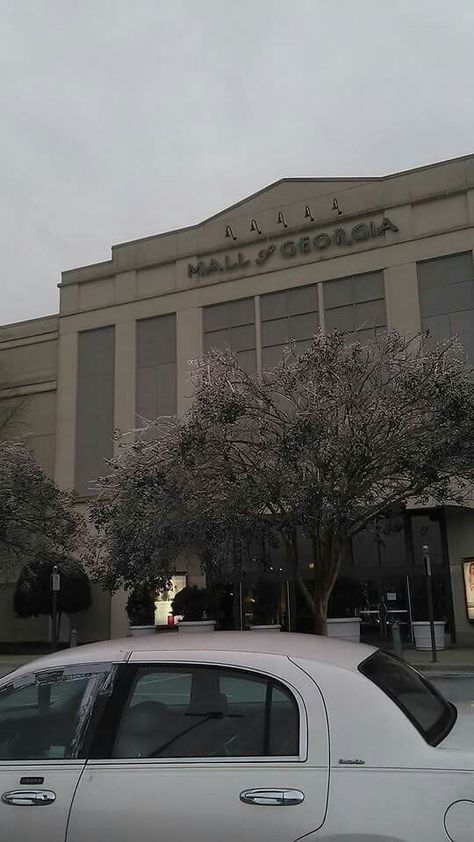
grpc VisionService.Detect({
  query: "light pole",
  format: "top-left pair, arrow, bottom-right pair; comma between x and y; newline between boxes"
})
422,544 -> 437,663
51,564 -> 61,652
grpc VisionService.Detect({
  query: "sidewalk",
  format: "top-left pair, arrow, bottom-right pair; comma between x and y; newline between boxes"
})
402,647 -> 474,671
0,653 -> 37,666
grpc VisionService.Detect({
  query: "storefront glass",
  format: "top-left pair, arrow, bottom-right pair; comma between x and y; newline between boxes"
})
154,574 -> 187,626
209,511 -> 455,643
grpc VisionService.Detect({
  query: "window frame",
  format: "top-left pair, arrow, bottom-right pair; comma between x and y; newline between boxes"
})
89,661 -> 307,764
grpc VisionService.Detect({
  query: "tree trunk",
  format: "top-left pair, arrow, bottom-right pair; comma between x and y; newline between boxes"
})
284,530 -> 344,636
283,531 -> 316,631
312,591 -> 330,636
310,534 -> 343,636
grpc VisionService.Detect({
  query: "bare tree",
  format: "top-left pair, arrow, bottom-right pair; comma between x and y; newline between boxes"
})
0,364 -> 83,574
0,441 -> 83,574
91,331 -> 474,634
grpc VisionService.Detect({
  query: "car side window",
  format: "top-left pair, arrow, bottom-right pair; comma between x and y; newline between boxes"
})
0,665 -> 112,761
112,665 -> 299,759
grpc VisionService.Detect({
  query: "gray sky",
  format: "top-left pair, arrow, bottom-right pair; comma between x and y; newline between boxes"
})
1,0 -> 473,324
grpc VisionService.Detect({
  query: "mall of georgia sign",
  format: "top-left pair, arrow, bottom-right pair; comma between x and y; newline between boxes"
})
188,217 -> 398,279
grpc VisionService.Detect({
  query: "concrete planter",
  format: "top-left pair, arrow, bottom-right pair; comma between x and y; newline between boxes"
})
412,621 -> 446,651
129,625 -> 156,637
177,620 -> 216,633
249,624 -> 282,632
327,617 -> 361,643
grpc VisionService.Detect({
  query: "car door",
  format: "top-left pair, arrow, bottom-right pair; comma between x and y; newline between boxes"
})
0,662 -> 114,842
66,651 -> 329,842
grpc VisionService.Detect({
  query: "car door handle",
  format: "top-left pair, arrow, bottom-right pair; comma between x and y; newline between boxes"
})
1,789 -> 56,806
240,788 -> 305,806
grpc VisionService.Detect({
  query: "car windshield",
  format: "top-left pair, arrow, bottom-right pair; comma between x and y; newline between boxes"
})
359,651 -> 456,746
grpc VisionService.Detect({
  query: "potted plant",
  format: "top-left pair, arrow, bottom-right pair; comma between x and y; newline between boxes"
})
326,578 -> 363,643
126,583 -> 156,636
171,585 -> 215,633
249,579 -> 282,631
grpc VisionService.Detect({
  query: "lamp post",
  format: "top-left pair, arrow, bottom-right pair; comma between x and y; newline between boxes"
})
422,544 -> 437,663
51,564 -> 61,652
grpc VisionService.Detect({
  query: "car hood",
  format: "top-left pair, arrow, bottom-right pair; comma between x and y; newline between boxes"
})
440,702 -> 474,750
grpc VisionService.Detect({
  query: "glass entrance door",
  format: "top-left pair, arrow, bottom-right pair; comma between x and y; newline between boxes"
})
359,576 -> 412,645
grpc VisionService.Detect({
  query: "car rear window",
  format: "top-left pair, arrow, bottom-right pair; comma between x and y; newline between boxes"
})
359,651 -> 456,746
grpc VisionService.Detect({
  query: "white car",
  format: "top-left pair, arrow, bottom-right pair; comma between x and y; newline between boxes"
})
0,631 -> 472,842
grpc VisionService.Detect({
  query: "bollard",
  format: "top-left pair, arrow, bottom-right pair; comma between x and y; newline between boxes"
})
391,621 -> 403,658
70,628 -> 78,648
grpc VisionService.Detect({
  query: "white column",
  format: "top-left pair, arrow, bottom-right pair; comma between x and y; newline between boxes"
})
384,263 -> 422,335
110,320 -> 136,638
255,296 -> 262,373
177,307 -> 203,415
54,330 -> 78,491
110,589 -> 130,640
317,283 -> 325,332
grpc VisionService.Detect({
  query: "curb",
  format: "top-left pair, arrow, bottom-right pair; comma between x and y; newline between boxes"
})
410,663 -> 474,672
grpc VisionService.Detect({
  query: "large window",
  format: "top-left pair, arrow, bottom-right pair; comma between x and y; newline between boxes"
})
417,252 -> 474,360
75,326 -> 115,495
203,298 -> 256,372
0,666 -> 112,760
112,665 -> 299,759
260,285 -> 319,369
323,271 -> 386,339
136,314 -> 177,425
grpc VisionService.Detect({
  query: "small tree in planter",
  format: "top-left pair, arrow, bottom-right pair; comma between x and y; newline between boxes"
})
126,583 -> 156,635
14,549 -> 91,642
250,579 -> 282,629
171,585 -> 215,632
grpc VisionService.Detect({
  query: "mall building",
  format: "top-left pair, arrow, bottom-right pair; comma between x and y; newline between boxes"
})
1,154 -> 474,645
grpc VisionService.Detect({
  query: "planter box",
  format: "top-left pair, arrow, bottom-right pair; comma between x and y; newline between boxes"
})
327,618 -> 361,643
129,625 -> 156,637
177,620 -> 216,633
249,624 -> 282,632
412,621 -> 446,651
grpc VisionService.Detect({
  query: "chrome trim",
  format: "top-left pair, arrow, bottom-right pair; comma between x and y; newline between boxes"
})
1,789 -> 56,806
240,788 -> 305,806
282,788 -> 305,805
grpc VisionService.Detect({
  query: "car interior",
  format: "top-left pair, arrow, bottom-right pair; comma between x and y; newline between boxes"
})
0,676 -> 90,761
112,668 -> 299,759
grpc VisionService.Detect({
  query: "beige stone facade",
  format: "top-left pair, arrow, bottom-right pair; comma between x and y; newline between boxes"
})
2,154 -> 474,644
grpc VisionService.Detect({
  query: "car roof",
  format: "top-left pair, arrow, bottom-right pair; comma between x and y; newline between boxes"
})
8,632 -> 377,680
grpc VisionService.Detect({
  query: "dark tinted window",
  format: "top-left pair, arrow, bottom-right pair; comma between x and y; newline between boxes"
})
0,666 -> 111,760
113,665 -> 299,759
359,651 -> 456,745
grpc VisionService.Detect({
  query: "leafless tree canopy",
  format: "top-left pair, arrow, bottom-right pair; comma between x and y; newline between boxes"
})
0,441 -> 83,574
91,331 -> 474,632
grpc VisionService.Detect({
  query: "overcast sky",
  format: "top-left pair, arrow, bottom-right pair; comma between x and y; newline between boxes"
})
1,0 -> 473,324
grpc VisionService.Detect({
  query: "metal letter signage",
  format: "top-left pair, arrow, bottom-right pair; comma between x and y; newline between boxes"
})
187,216 -> 398,279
